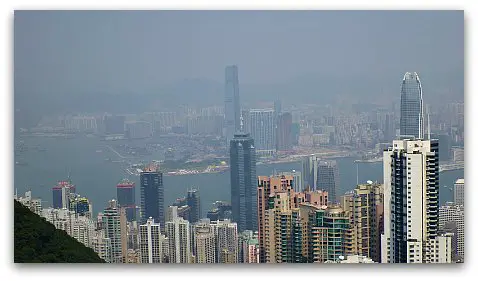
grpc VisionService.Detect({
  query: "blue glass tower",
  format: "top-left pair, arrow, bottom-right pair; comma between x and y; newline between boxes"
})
400,72 -> 424,139
230,128 -> 257,232
140,165 -> 164,229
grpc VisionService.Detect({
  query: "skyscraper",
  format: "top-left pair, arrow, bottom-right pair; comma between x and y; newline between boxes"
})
454,178 -> 464,206
302,155 -> 319,190
139,217 -> 165,263
116,179 -> 136,222
399,72 -> 424,139
263,192 -> 304,263
229,131 -> 257,232
250,109 -> 275,156
187,188 -> 201,224
140,164 -> 164,229
274,100 -> 282,150
317,160 -> 339,203
257,175 -> 294,263
277,112 -> 293,151
341,182 -> 384,262
166,213 -> 192,264
52,179 -> 76,209
103,199 -> 125,263
193,220 -> 216,263
224,65 -> 241,145
381,139 -> 451,263
213,219 -> 239,263
307,205 -> 349,263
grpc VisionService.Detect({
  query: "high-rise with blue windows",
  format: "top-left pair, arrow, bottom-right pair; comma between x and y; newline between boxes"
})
400,72 -> 424,139
230,131 -> 257,232
140,164 -> 164,230
117,178 -> 136,222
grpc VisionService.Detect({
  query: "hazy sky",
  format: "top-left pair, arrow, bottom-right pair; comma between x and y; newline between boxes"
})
14,10 -> 464,117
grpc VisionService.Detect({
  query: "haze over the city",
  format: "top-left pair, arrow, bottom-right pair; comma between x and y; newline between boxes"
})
14,10 -> 463,128
13,9 -> 465,265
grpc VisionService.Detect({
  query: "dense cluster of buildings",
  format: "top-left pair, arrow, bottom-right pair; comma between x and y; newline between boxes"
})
16,70 -> 465,264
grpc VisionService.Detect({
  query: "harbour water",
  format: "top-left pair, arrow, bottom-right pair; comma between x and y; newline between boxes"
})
14,136 -> 464,217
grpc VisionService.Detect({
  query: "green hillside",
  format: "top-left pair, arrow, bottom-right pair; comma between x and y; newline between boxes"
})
14,200 -> 105,263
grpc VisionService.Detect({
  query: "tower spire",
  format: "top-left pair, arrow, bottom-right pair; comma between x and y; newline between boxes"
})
240,112 -> 244,132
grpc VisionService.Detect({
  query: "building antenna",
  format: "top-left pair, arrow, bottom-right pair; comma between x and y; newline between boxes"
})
240,112 -> 244,132
66,167 -> 71,182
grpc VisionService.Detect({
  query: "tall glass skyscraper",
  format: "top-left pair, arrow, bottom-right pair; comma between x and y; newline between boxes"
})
140,165 -> 164,230
400,72 -> 424,139
224,65 -> 241,145
116,178 -> 136,222
317,160 -> 339,203
187,188 -> 201,224
302,155 -> 319,190
230,131 -> 257,232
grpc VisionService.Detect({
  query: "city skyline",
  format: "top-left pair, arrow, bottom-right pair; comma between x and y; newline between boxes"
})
13,10 -> 464,265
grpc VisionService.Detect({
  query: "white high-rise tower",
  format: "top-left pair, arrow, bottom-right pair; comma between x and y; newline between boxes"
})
166,207 -> 192,263
381,139 -> 451,263
139,217 -> 165,263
